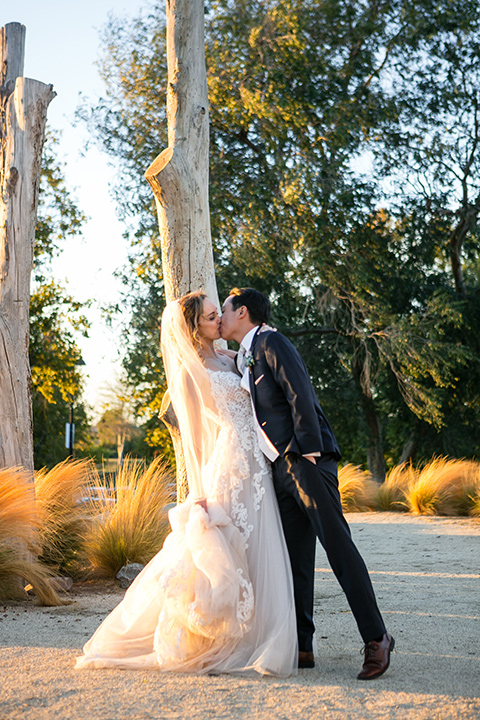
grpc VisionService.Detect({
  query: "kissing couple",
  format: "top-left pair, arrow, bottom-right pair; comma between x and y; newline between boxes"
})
76,287 -> 394,679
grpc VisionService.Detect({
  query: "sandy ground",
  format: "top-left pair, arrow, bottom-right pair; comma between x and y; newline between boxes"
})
0,512 -> 479,720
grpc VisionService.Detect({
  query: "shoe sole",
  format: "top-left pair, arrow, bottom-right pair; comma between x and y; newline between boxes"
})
357,635 -> 395,680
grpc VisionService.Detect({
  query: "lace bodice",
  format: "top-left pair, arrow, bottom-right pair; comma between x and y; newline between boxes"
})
204,370 -> 268,543
206,370 -> 253,430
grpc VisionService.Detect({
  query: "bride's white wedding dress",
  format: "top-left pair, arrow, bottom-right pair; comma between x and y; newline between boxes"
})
76,370 -> 297,676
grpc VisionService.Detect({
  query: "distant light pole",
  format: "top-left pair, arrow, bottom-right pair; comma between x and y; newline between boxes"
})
66,396 -> 75,459
65,357 -> 85,459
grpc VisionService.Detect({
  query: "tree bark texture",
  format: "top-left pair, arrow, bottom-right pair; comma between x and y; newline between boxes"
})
160,389 -> 188,502
145,2 -> 220,500
145,0 -> 218,306
0,23 -> 55,472
352,358 -> 386,483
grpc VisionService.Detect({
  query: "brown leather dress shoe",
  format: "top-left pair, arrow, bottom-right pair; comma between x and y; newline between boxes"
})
298,651 -> 315,669
357,633 -> 395,680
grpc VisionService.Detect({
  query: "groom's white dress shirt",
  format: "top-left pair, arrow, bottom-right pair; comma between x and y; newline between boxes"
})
239,326 -> 321,463
239,327 -> 279,462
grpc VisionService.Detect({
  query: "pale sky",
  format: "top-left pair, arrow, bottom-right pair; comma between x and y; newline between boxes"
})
3,1 -> 155,416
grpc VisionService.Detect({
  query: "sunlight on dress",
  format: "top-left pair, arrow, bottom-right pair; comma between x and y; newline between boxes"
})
76,370 -> 297,676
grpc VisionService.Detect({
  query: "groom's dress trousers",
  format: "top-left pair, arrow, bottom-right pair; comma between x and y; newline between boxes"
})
244,328 -> 386,652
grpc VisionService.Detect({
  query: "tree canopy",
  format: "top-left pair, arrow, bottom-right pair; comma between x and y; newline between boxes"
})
78,0 -> 480,477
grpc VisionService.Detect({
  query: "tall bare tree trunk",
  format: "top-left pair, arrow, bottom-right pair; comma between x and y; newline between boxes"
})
0,23 -> 55,473
145,0 -> 218,502
145,0 -> 217,305
352,358 -> 386,483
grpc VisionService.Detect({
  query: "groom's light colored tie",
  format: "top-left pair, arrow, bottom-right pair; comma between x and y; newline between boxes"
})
237,345 -> 246,374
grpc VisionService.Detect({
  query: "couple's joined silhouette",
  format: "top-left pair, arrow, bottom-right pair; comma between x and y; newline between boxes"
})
76,287 -> 394,680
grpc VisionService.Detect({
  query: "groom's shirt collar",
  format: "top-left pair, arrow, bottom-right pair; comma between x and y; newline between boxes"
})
239,326 -> 260,352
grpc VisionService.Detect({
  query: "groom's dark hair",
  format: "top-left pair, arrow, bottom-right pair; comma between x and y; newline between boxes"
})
228,287 -> 271,325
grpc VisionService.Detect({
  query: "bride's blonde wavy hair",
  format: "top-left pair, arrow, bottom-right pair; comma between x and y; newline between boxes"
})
178,291 -> 207,349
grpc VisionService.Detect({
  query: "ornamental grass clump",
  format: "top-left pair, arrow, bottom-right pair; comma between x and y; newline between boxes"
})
469,489 -> 480,518
427,458 -> 480,516
338,464 -> 377,512
403,457 -> 480,516
35,458 -> 93,577
376,463 -> 415,512
82,457 -> 173,578
0,467 -> 60,605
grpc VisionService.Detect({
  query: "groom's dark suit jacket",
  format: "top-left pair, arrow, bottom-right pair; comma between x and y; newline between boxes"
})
247,329 -> 385,650
248,329 -> 341,460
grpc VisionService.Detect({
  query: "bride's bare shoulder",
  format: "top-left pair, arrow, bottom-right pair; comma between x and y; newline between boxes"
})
216,348 -> 237,359
203,354 -> 238,373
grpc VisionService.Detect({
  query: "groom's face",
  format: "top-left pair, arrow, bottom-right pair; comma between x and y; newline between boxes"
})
220,296 -> 243,341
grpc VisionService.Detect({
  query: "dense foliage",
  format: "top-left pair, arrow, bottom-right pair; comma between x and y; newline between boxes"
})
32,130 -> 91,468
78,0 -> 480,477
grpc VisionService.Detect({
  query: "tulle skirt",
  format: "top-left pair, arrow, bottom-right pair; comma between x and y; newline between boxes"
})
76,492 -> 297,676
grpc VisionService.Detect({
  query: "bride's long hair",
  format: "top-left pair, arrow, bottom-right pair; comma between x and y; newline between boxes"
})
160,293 -> 221,500
177,291 -> 206,351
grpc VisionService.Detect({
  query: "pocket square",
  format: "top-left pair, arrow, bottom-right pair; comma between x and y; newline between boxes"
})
254,374 -> 265,385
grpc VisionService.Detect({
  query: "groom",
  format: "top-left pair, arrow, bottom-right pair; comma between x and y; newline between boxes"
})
220,287 -> 394,680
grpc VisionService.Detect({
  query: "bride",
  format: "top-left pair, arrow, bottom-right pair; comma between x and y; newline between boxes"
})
76,291 -> 297,676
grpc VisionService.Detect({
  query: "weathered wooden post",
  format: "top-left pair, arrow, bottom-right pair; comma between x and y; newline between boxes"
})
145,0 -> 217,304
145,0 -> 219,502
0,23 -> 55,473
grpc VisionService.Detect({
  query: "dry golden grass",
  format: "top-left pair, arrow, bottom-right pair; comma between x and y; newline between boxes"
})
81,456 -> 173,577
338,464 -> 378,512
35,459 -> 93,576
0,467 -> 61,605
470,492 -> 480,517
376,463 -> 415,511
0,550 -> 61,605
402,457 -> 480,516
3,450 -> 476,607
0,467 -> 36,538
339,457 -> 480,517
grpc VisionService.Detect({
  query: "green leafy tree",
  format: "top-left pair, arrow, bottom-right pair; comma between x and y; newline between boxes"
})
85,380 -> 158,463
78,0 -> 480,477
31,130 -> 91,469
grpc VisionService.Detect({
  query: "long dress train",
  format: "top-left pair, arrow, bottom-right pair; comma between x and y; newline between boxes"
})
75,370 -> 297,676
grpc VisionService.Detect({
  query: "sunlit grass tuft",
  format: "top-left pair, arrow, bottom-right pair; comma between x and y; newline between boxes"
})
402,457 -> 480,516
469,489 -> 480,518
35,459 -> 93,576
339,457 -> 480,517
0,467 -> 36,538
82,457 -> 173,578
376,463 -> 415,512
0,548 -> 61,605
338,464 -> 377,512
0,467 -> 61,605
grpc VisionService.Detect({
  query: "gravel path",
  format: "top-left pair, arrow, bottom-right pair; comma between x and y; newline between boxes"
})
1,512 -> 479,720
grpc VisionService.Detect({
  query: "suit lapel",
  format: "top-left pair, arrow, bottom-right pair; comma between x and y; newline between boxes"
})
248,326 -> 262,400
249,326 -> 262,354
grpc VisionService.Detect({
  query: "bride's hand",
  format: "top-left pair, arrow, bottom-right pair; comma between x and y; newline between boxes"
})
194,498 -> 208,512
258,323 -> 277,334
